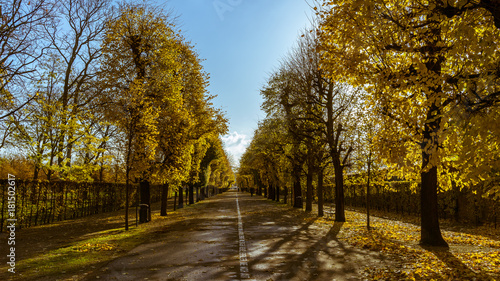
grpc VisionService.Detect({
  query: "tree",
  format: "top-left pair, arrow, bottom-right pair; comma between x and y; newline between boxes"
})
285,38 -> 327,213
260,27 -> 359,220
7,0 -> 113,182
238,121 -> 282,193
0,0 -> 55,114
152,36 -> 227,213
42,0 -> 111,175
100,3 -> 182,229
0,0 -> 55,149
11,54 -> 63,180
445,107 -> 500,201
318,0 -> 500,246
348,102 -> 385,230
244,118 -> 288,201
193,136 -> 233,199
261,69 -> 308,208
293,29 -> 359,221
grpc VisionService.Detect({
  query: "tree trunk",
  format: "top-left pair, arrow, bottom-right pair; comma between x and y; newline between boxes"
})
99,163 -> 104,183
276,185 -> 279,202
366,152 -> 371,230
177,186 -> 183,209
306,167 -> 313,212
160,182 -> 168,216
47,151 -> 55,181
125,178 -> 130,230
325,84 -> 347,222
420,150 -> 448,247
318,170 -> 324,217
419,19 -> 448,248
253,174 -> 262,196
333,157 -> 346,222
293,164 -> 302,208
189,184 -> 194,205
33,165 -> 40,181
124,118 -> 135,231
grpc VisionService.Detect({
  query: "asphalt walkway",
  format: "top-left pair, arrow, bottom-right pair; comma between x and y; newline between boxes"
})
88,191 -> 388,281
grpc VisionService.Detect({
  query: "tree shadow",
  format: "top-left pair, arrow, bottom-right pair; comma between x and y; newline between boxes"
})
421,246 -> 488,280
82,194 -> 243,281
238,193 -> 393,280
327,221 -> 344,239
345,204 -> 500,243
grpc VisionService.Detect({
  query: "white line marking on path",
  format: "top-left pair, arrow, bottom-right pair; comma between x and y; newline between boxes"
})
236,193 -> 251,280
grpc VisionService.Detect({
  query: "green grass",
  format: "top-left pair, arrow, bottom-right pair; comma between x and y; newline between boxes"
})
17,227 -> 145,280
4,210 -> 178,281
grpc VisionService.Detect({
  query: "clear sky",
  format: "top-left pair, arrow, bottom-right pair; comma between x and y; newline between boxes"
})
157,0 -> 315,165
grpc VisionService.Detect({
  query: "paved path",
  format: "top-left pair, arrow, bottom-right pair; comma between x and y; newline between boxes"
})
88,191 -> 388,281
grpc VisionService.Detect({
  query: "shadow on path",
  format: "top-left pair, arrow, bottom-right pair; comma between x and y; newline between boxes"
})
238,193 -> 392,281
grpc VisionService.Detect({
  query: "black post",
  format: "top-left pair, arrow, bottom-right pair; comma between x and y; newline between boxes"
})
174,192 -> 177,211
139,180 -> 150,223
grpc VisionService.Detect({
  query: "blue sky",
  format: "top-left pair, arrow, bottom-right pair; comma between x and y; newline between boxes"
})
158,0 -> 315,165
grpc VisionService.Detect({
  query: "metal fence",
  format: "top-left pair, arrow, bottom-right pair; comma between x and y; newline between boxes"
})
0,180 -> 162,232
343,182 -> 499,226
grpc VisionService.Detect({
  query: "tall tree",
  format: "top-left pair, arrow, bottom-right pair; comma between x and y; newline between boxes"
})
0,0 -> 55,150
154,39 -> 227,210
100,3 -> 182,229
260,28 -> 359,220
261,69 -> 308,208
42,0 -> 111,174
0,0 -> 55,117
318,0 -> 500,246
291,29 -> 358,221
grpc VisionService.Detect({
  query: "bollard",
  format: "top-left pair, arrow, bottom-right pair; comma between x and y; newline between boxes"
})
174,192 -> 177,211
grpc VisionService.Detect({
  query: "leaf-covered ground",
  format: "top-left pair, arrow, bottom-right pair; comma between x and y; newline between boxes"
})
0,197 -> 188,281
2,193 -> 498,280
315,208 -> 500,280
